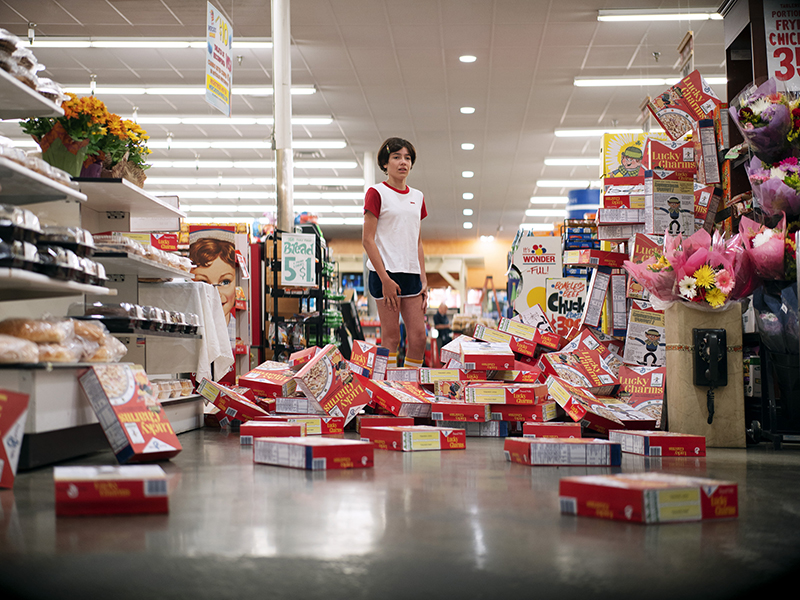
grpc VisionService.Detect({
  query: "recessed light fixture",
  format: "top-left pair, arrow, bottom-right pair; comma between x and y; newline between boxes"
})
463,193 -> 474,200
463,208 -> 473,216
519,223 -> 555,231
530,196 -> 569,204
525,209 -> 568,217
536,179 -> 601,188
544,157 -> 601,166
480,235 -> 494,242
597,9 -> 722,22
461,143 -> 475,150
462,171 -> 474,178
460,107 -> 476,114
459,55 -> 477,63
463,222 -> 473,229
574,76 -> 726,87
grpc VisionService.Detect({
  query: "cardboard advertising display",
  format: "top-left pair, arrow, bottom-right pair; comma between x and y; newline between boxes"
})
559,472 -> 737,523
624,304 -> 666,367
436,421 -> 508,437
646,70 -> 722,140
253,437 -> 374,470
523,421 -> 582,438
54,465 -> 168,516
430,401 -> 491,422
239,361 -> 298,398
459,341 -> 515,370
356,415 -> 415,433
0,389 -> 28,489
602,175 -> 646,209
644,169 -> 695,236
360,425 -> 466,452
490,402 -> 557,423
539,349 -> 619,397
601,133 -> 648,178
504,438 -> 622,467
239,422 -> 304,445
350,341 -> 390,380
626,233 -> 663,299
198,378 -> 272,425
79,365 -> 182,464
643,138 -> 696,172
464,382 -> 548,405
365,380 -> 433,418
512,304 -> 555,333
545,278 -> 588,337
512,236 -> 563,313
545,376 -> 624,435
609,430 -> 706,457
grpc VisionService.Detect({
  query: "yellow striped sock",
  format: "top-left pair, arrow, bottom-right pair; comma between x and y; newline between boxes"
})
388,352 -> 397,368
404,357 -> 423,369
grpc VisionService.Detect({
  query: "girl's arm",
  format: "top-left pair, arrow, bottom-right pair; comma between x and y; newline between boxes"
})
417,231 -> 427,314
362,211 -> 401,311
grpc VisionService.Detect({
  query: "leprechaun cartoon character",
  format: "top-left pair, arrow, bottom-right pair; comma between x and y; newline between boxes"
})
656,196 -> 692,234
628,328 -> 665,366
612,145 -> 644,177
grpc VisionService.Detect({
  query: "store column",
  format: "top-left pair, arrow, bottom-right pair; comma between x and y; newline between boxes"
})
363,151 -> 378,317
272,0 -> 293,233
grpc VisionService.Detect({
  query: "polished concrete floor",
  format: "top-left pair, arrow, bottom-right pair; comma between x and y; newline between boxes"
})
1,428 -> 799,600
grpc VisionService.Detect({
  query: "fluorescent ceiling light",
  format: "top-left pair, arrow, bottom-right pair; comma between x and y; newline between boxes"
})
526,209 -> 567,217
149,160 -> 357,169
597,9 -> 722,22
134,115 -> 332,126
460,107 -> 476,114
567,204 -> 601,212
463,193 -> 474,200
145,139 -> 346,150
463,222 -> 473,229
574,76 -> 726,87
461,143 -> 475,150
462,171 -> 474,178
544,157 -> 601,166
62,85 -> 315,96
183,217 -> 257,225
519,223 -> 555,231
530,196 -> 569,204
316,217 -> 364,226
183,204 -> 361,214
555,127 -> 642,137
536,180 -> 601,189
459,55 -> 477,63
21,38 -> 273,49
145,177 -> 364,186
480,236 -> 494,242
463,209 -> 473,216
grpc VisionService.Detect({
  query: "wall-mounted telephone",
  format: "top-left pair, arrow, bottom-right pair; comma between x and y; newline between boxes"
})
693,329 -> 728,424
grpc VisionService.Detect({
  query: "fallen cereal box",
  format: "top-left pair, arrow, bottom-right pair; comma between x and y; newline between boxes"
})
364,380 -> 433,418
435,421 -> 508,437
609,430 -> 706,457
504,438 -> 621,466
459,341 -> 515,370
360,425 -> 466,452
545,375 -> 624,436
430,401 -> 491,422
0,389 -> 28,489
356,415 -> 414,433
464,382 -> 548,405
54,465 -> 168,516
523,421 -> 582,438
253,437 -> 374,470
198,378 -> 272,423
490,402 -> 557,423
239,361 -> 297,398
239,421 -> 304,445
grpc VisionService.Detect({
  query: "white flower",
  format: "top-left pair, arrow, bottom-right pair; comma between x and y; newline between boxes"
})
679,276 -> 697,299
750,97 -> 772,115
770,167 -> 787,181
753,229 -> 774,248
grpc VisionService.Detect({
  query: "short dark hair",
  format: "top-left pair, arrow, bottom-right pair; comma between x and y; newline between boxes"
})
377,137 -> 416,174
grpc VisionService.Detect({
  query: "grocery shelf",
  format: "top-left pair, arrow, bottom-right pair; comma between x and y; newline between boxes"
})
75,178 -> 186,219
0,156 -> 87,205
93,252 -> 193,280
108,328 -> 202,339
159,393 -> 202,406
0,268 -> 116,301
0,68 -> 64,119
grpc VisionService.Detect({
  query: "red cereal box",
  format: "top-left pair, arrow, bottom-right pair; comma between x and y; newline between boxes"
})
239,360 -> 297,398
498,318 -> 564,350
539,349 -> 619,396
350,340 -> 390,380
54,465 -> 169,516
79,365 -> 182,464
464,382 -> 549,405
360,425 -> 466,452
488,368 -> 542,383
459,341 -> 515,370
356,415 -> 414,433
288,347 -> 319,370
0,389 -> 29,489
198,378 -> 271,424
559,472 -> 737,523
609,430 -> 706,457
253,437 -> 374,470
504,438 -> 621,466
562,249 -> 628,269
646,70 -> 722,140
545,375 -> 624,435
385,367 -> 420,382
523,421 -> 582,438
239,421 -> 304,445
490,402 -> 558,423
364,380 -> 433,418
643,138 -> 697,173
283,415 -> 344,435
439,335 -> 474,364
429,401 -> 491,422
472,324 -> 538,358
602,174 -> 646,209
596,399 -> 658,430
419,368 -> 490,384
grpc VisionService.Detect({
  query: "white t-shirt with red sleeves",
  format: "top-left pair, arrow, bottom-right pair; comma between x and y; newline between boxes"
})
363,181 -> 428,274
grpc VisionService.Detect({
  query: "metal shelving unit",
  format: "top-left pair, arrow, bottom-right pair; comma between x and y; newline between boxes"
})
0,156 -> 87,205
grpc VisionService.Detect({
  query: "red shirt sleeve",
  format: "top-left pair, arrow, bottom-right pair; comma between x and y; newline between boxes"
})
364,187 -> 381,217
420,196 -> 428,220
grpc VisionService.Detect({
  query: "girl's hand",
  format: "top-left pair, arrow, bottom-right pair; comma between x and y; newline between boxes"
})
382,277 -> 401,312
420,284 -> 428,315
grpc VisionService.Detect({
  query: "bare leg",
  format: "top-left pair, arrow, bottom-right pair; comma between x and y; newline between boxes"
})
400,293 -> 427,361
376,299 -> 400,354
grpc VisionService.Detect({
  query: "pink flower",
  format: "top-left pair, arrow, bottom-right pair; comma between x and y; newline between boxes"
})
715,269 -> 734,294
744,122 -> 755,130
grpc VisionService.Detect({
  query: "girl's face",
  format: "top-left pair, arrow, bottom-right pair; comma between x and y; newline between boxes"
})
384,147 -> 412,182
193,257 -> 236,322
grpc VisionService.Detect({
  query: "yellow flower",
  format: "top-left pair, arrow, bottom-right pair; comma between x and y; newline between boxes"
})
694,265 -> 716,288
706,287 -> 727,308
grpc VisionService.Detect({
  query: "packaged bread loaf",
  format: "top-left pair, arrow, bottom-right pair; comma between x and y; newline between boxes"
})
0,333 -> 38,364
37,342 -> 82,364
85,334 -> 127,363
72,318 -> 107,343
0,318 -> 74,344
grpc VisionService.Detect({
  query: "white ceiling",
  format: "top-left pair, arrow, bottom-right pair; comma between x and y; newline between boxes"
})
0,0 -> 727,240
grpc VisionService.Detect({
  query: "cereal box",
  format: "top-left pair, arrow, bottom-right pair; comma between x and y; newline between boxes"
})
419,368 -> 490,384
504,438 -> 621,466
545,278 -> 587,337
274,396 -> 328,415
433,380 -> 467,401
364,380 -> 433,418
488,367 -> 543,383
239,421 -> 303,445
563,249 -> 628,269
239,361 -> 297,398
0,389 -> 28,489
545,375 -> 624,435
694,183 -> 722,233
626,233 -> 663,299
498,318 -> 564,350
435,421 -> 508,437
601,133 -> 648,178
523,421 -> 582,438
598,224 -> 645,242
511,236 -> 563,314
609,430 -> 706,457
512,304 -> 555,333
608,274 -> 628,336
198,378 -> 273,424
597,208 -> 645,224
356,415 -> 414,433
459,341 -> 515,370
360,425 -> 466,451
464,382 -> 548,405
539,349 -> 619,396
253,437 -> 374,470
596,399 -> 658,430
430,401 -> 491,422
490,402 -> 557,423
644,169 -> 695,236
602,174 -> 646,209
255,414 -> 344,435
350,340 -> 390,380
693,119 -> 720,184
288,347 -> 319,370
439,335 -> 474,364
646,70 -> 722,140
385,367 -> 421,382
643,138 -> 696,173
623,303 -> 666,367
54,465 -> 168,516
79,365 -> 182,464
559,472 -> 737,523
472,324 -> 538,358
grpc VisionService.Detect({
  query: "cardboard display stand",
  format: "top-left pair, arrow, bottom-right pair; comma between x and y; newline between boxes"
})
665,302 -> 745,448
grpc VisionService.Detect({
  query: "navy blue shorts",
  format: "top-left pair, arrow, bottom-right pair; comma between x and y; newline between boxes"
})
368,271 -> 422,300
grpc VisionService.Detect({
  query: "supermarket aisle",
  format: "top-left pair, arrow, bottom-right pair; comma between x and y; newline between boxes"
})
1,429 -> 799,599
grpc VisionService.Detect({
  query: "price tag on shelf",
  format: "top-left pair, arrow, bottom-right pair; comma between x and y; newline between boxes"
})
281,233 -> 316,288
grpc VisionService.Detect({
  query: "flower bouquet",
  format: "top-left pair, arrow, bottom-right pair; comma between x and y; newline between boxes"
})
739,213 -> 787,280
745,156 -> 800,217
83,114 -> 151,187
730,78 -> 792,164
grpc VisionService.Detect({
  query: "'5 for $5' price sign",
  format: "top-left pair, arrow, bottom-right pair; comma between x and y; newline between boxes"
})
281,233 -> 317,288
765,0 -> 800,88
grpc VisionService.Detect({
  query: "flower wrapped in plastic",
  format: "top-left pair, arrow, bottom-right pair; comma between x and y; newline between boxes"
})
730,78 -> 792,163
739,213 -> 787,280
746,156 -> 800,217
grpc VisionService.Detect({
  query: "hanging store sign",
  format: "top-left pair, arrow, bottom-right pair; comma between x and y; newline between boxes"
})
281,233 -> 317,288
205,2 -> 233,115
764,0 -> 800,89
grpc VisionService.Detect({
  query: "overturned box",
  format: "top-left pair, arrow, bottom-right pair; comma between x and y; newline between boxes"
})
54,465 -> 168,516
360,425 -> 466,452
523,421 -> 582,438
504,438 -> 621,466
609,430 -> 706,457
253,437 -> 374,470
240,421 -> 304,445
